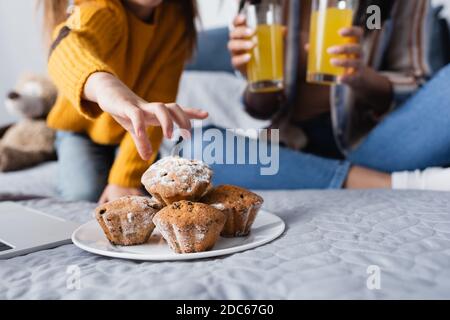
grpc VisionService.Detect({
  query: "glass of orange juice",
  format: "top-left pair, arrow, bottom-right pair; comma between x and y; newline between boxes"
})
245,0 -> 284,93
307,0 -> 357,85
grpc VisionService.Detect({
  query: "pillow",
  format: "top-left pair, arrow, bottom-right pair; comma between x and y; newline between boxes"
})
185,27 -> 235,74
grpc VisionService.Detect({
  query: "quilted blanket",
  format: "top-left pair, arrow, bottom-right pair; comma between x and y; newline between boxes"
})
1,190 -> 450,299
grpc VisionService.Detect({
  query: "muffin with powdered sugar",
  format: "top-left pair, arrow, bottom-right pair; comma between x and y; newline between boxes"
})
141,156 -> 213,206
95,196 -> 163,246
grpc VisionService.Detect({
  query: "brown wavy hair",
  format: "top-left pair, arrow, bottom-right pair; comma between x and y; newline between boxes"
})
38,0 -> 197,53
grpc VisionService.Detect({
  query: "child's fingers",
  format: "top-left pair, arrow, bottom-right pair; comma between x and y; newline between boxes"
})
130,130 -> 153,160
146,103 -> 174,139
126,107 -> 146,138
182,108 -> 209,120
167,103 -> 192,131
125,107 -> 153,160
98,189 -> 108,205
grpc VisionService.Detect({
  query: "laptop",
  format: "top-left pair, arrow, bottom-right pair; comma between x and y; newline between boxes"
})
0,202 -> 79,259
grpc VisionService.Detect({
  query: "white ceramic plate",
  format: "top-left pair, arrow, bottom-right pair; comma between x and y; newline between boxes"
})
72,210 -> 285,261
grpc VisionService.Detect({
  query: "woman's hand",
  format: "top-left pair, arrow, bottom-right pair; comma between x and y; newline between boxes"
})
305,26 -> 365,86
84,72 -> 208,160
228,14 -> 256,76
98,184 -> 144,204
327,26 -> 393,114
304,26 -> 392,114
327,26 -> 365,86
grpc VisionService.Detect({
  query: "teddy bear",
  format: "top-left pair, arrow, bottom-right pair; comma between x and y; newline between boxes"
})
0,74 -> 58,172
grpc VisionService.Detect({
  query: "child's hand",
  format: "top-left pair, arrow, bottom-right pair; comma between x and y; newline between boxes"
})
98,184 -> 144,204
85,72 -> 209,160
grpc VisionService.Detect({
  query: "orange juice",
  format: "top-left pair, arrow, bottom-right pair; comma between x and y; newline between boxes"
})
247,24 -> 284,93
307,7 -> 354,85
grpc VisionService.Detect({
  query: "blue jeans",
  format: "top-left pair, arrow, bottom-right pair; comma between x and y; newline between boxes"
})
182,64 -> 450,190
55,132 -> 116,201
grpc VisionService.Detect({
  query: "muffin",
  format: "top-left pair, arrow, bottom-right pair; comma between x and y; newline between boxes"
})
153,201 -> 226,254
141,156 -> 213,206
95,196 -> 163,246
201,185 -> 264,237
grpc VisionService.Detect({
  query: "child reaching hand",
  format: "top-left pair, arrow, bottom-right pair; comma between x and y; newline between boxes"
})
40,0 -> 208,203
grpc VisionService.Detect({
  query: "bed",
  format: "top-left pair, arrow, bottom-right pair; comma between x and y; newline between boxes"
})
1,184 -> 450,299
1,72 -> 450,299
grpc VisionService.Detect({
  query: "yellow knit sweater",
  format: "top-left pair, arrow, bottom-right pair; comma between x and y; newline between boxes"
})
47,0 -> 190,188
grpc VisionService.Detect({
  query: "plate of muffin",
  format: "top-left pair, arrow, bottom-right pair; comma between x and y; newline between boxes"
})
72,156 -> 285,261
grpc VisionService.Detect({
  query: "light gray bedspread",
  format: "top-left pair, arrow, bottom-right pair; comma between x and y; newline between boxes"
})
1,189 -> 450,299
0,162 -> 58,199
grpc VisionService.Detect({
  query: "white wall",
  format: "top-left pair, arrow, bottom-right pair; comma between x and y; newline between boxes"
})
0,1 -> 46,126
197,0 -> 238,29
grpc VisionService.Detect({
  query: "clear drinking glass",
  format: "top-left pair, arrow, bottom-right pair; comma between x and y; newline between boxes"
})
245,0 -> 284,93
307,0 -> 357,85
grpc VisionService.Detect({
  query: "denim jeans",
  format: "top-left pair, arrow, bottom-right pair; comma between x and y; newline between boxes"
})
55,132 -> 116,201
347,64 -> 450,172
55,65 -> 450,196
181,64 -> 450,190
